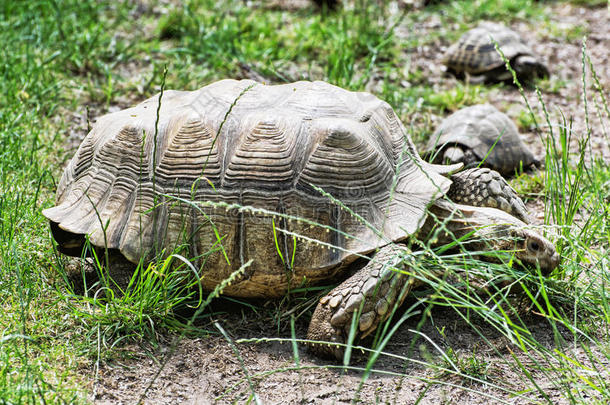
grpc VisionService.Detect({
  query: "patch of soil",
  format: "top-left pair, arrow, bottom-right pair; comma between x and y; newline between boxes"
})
92,299 -> 579,404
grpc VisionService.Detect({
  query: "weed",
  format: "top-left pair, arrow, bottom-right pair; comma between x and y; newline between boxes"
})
425,83 -> 488,113
429,0 -> 550,23
516,108 -> 540,131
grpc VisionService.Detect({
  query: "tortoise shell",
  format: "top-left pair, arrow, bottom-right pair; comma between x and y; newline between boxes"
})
425,104 -> 538,175
43,79 -> 453,297
442,22 -> 546,81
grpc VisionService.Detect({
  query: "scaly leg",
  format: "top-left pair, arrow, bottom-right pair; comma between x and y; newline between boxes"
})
448,167 -> 530,223
307,245 -> 415,359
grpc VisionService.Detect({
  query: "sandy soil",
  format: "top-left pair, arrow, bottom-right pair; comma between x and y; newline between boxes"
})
61,2 -> 610,404
92,297 -> 585,404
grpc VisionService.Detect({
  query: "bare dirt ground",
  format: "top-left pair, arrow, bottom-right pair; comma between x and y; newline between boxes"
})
78,2 -> 610,404
93,297 -> 585,404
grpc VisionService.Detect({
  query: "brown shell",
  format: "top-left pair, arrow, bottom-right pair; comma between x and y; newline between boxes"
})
442,22 -> 535,75
425,104 -> 537,175
43,79 -> 453,297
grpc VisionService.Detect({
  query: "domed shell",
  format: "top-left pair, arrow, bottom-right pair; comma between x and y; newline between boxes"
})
425,104 -> 537,175
43,79 -> 453,297
442,22 -> 536,75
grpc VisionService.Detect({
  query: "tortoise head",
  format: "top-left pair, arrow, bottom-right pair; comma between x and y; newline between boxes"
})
425,201 -> 560,275
461,223 -> 559,275
505,226 -> 560,275
513,55 -> 550,81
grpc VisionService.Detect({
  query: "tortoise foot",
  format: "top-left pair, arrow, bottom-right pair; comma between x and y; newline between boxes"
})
307,246 -> 411,359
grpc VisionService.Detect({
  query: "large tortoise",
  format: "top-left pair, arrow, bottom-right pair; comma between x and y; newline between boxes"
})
425,104 -> 539,176
443,22 -> 549,83
43,79 -> 558,358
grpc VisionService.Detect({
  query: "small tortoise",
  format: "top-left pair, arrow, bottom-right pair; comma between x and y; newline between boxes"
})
443,22 -> 549,83
425,104 -> 539,176
43,79 -> 558,358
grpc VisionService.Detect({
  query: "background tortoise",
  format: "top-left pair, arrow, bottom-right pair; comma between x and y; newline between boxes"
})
442,22 -> 549,83
43,79 -> 558,358
425,103 -> 540,176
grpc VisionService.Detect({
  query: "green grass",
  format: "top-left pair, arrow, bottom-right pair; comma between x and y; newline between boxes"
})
424,0 -> 550,29
569,0 -> 608,6
425,82 -> 488,113
1,0 -> 609,403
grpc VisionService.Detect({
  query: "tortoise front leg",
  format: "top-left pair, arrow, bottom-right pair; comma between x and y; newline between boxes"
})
307,245 -> 414,359
448,167 -> 530,223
